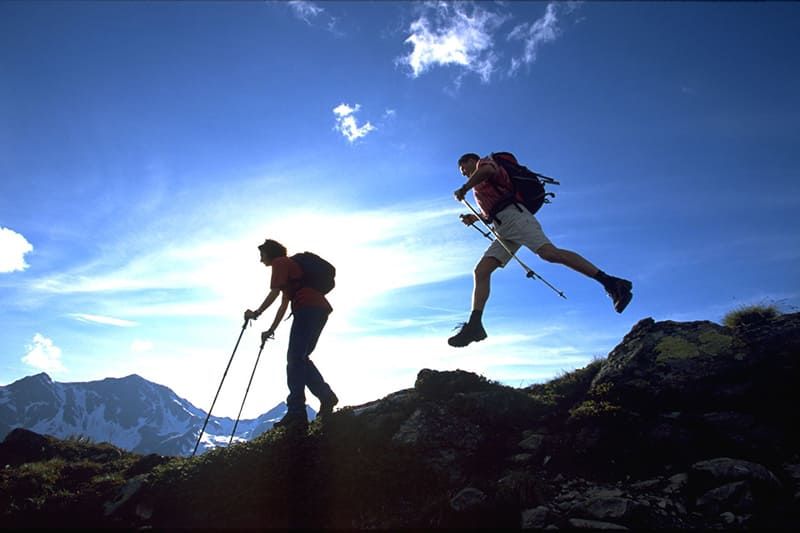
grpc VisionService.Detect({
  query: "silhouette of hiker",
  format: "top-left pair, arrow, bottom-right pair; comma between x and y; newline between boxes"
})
449,153 -> 633,348
244,239 -> 338,429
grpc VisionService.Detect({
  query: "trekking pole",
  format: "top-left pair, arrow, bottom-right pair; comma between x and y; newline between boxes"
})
461,199 -> 567,299
464,215 -> 494,241
192,317 -> 250,457
228,333 -> 272,446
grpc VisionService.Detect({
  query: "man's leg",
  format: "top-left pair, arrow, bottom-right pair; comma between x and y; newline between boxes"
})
472,255 -> 502,315
298,308 -> 338,415
448,256 -> 501,347
282,310 -> 317,423
535,243 -> 633,313
534,244 -> 599,277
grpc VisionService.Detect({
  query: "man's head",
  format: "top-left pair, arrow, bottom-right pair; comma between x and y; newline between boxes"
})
258,239 -> 287,266
458,153 -> 480,178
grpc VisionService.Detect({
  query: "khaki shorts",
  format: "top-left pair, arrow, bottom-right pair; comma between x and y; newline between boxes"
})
483,205 -> 551,267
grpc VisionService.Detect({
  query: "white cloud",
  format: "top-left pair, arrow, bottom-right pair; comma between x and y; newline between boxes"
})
333,103 -> 376,142
70,313 -> 139,327
398,2 -> 577,82
333,103 -> 357,117
131,340 -> 154,353
22,333 -> 66,373
399,2 -> 506,83
508,2 -> 561,74
288,0 -> 324,24
287,0 -> 341,35
0,227 -> 34,273
563,1 -> 584,16
29,198 -> 473,328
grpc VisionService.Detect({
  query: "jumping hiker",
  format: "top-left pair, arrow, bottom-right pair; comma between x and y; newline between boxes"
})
449,153 -> 633,348
244,239 -> 338,429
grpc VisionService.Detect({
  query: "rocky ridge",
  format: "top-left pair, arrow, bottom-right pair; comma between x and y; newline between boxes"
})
1,312 -> 799,529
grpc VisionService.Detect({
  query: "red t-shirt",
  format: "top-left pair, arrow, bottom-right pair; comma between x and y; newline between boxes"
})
270,256 -> 332,313
472,156 -> 513,219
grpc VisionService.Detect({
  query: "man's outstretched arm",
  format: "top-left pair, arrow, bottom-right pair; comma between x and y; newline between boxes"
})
262,293 -> 290,341
454,164 -> 495,201
245,287 -> 281,321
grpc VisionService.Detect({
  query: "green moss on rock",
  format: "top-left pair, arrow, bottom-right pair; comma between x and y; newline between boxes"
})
568,400 -> 622,422
655,336 -> 700,362
698,330 -> 733,356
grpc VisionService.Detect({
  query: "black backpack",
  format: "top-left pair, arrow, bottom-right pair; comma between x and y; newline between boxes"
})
291,252 -> 336,295
489,152 -> 558,218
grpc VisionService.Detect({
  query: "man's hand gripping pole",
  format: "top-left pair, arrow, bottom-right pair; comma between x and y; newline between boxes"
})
461,199 -> 566,299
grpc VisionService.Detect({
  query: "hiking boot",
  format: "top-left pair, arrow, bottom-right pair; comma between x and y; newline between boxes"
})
273,412 -> 308,431
605,277 -> 633,313
319,392 -> 339,417
447,321 -> 487,347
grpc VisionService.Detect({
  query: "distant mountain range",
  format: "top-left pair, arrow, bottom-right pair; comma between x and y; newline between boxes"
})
0,372 -> 314,456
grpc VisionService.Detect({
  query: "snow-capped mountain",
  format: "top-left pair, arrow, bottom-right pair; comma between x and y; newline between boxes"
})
0,373 -> 315,456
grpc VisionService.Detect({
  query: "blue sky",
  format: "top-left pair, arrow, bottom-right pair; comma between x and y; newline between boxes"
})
1,1 -> 798,418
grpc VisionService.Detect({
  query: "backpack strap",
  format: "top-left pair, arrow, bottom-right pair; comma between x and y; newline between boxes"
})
484,154 -> 521,225
487,193 -> 522,225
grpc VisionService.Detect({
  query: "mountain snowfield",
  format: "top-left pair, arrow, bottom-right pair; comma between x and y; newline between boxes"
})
0,373 -> 314,456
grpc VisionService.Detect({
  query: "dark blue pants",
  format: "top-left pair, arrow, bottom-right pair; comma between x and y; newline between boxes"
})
286,307 -> 334,415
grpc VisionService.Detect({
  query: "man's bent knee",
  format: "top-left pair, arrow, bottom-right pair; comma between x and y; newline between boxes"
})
474,257 -> 501,280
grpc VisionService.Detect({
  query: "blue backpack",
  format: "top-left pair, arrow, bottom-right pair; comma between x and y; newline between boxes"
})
291,252 -> 336,295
